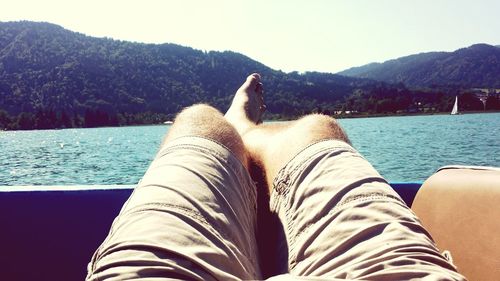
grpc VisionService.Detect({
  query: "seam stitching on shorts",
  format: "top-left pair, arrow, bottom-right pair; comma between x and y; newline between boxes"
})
158,136 -> 249,170
294,192 -> 403,243
287,193 -> 404,270
95,202 -> 214,258
155,142 -> 257,213
153,140 -> 258,248
161,135 -> 234,157
97,203 -> 211,248
95,201 -> 256,266
122,202 -> 212,226
280,139 -> 351,172
275,146 -> 358,221
273,145 -> 356,196
159,143 -> 226,161
157,142 -> 257,211
120,202 -> 258,261
273,145 -> 359,255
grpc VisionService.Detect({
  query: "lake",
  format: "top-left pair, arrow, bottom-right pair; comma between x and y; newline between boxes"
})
1,113 -> 499,186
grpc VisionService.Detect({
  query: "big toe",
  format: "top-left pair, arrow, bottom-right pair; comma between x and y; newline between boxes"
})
241,73 -> 261,91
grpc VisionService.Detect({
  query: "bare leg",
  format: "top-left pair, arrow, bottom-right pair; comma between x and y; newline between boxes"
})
224,76 -> 351,277
226,74 -> 464,280
223,73 -> 350,190
246,115 -> 349,190
87,103 -> 263,280
224,73 -> 266,134
163,103 -> 248,166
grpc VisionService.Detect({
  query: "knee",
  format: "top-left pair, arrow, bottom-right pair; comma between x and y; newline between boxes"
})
170,104 -> 232,138
173,104 -> 234,138
175,104 -> 221,123
166,104 -> 248,165
295,114 -> 350,144
299,114 -> 338,128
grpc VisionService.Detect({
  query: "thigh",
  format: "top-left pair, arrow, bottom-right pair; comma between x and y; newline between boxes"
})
270,140 -> 465,280
87,137 -> 261,280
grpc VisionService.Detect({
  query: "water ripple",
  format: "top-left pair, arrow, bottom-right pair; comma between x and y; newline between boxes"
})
1,113 -> 499,185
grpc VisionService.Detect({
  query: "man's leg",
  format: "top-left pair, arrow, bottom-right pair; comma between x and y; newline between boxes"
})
87,75 -> 266,280
227,80 -> 465,279
234,114 -> 350,191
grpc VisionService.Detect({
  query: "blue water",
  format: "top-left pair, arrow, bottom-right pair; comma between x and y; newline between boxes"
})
1,113 -> 499,186
339,113 -> 499,181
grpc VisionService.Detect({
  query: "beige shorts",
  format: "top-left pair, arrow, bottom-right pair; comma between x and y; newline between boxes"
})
87,137 -> 465,280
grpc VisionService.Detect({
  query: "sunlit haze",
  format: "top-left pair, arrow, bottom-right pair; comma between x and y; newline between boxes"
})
1,0 -> 499,73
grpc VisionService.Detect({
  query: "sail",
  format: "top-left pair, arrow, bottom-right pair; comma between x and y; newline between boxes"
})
451,96 -> 458,115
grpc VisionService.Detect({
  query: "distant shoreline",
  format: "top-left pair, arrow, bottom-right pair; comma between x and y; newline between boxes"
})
2,110 -> 499,131
333,110 -> 500,119
265,110 -> 500,121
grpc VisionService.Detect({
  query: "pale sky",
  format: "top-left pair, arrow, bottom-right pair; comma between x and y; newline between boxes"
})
1,0 -> 499,73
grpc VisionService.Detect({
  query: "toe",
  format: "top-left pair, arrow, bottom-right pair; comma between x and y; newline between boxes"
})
244,73 -> 261,89
248,73 -> 261,81
256,82 -> 264,94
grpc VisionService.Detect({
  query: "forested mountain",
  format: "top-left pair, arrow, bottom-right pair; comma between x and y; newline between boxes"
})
0,21 -> 378,129
0,21 -> 498,130
338,44 -> 500,88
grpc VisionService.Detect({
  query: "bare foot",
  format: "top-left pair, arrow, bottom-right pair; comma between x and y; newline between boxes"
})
225,73 -> 266,135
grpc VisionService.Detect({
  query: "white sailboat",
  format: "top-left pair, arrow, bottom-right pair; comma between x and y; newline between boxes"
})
451,96 -> 459,115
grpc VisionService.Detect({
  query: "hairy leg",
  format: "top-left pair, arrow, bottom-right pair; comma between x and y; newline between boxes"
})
241,115 -> 350,191
87,103 -> 263,280
226,74 -> 464,280
224,73 -> 266,134
223,73 -> 350,190
164,103 -> 248,166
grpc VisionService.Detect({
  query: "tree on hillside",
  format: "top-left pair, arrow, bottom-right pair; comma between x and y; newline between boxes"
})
485,94 -> 500,110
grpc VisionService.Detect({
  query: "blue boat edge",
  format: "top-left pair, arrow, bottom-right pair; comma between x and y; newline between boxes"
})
0,182 -> 420,280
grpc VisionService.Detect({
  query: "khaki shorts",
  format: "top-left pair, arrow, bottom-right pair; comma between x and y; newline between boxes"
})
87,137 -> 465,281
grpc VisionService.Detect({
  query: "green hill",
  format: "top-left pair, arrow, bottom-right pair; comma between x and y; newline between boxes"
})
0,21 -> 378,129
338,44 -> 500,88
1,21 -> 498,130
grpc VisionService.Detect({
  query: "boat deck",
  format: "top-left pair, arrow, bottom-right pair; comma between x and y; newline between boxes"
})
0,183 -> 421,280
